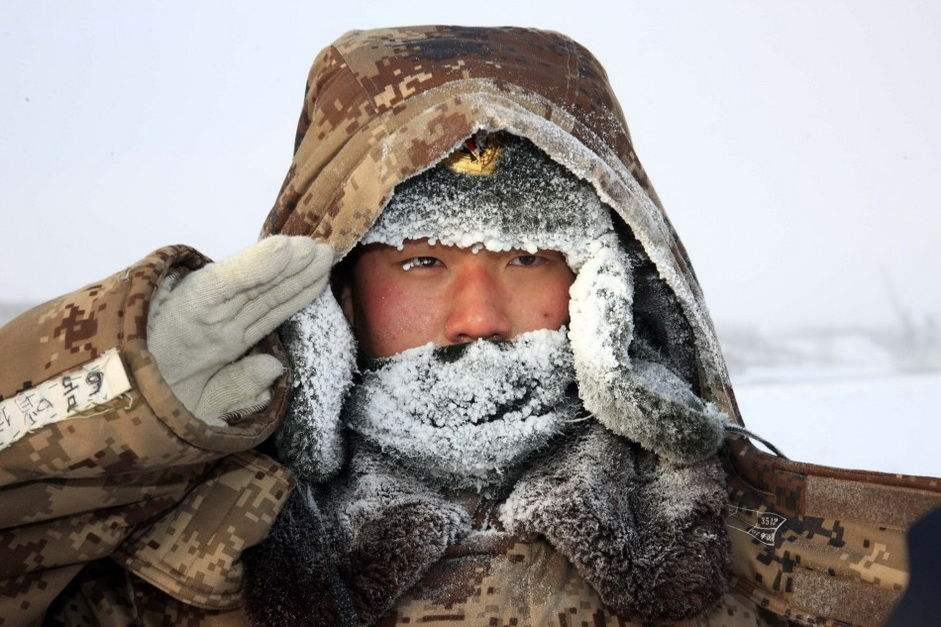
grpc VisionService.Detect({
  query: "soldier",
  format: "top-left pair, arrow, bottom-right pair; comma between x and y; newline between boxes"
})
239,131 -> 729,625
1,25 -> 936,627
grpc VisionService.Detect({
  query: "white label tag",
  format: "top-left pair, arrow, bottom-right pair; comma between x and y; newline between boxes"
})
0,348 -> 132,451
746,512 -> 788,546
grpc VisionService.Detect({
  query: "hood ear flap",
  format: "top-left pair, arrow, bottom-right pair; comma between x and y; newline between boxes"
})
623,232 -> 700,393
568,234 -> 726,464
276,286 -> 357,483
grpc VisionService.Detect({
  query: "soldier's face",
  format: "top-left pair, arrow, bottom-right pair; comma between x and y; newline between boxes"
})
339,239 -> 575,358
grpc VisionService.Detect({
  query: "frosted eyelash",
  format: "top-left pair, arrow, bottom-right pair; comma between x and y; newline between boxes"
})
401,258 -> 435,272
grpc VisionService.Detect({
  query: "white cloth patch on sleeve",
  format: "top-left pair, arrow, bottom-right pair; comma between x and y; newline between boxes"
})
0,348 -> 132,451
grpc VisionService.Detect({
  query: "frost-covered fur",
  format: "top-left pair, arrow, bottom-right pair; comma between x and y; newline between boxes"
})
275,288 -> 357,483
251,330 -> 586,625
361,132 -> 614,270
323,439 -> 474,625
243,486 -> 357,625
346,328 -> 582,490
247,424 -> 729,626
500,421 -> 730,621
247,439 -> 476,627
568,242 -> 727,464
259,307 -> 729,624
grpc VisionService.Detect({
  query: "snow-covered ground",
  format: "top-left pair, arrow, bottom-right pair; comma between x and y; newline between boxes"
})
732,371 -> 939,477
721,322 -> 940,477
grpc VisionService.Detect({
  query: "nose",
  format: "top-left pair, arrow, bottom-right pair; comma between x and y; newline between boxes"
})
444,266 -> 512,344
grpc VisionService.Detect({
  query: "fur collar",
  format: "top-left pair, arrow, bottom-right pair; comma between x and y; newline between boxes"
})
244,423 -> 729,626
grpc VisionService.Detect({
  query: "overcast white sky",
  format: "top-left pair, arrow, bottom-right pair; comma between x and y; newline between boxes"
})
1,0 -> 939,335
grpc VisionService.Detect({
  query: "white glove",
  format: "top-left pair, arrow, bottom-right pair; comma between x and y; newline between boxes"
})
146,235 -> 334,426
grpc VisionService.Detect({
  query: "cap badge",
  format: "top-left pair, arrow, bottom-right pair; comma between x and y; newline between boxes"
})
444,131 -> 501,176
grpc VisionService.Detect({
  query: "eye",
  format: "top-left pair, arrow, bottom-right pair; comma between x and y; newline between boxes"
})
401,256 -> 442,272
509,254 -> 545,267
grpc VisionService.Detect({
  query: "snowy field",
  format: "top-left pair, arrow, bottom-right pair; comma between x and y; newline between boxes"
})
733,371 -> 940,478
721,322 -> 940,477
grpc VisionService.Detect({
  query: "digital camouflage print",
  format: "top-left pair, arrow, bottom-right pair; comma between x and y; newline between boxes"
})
0,246 -> 294,625
1,24 -> 939,626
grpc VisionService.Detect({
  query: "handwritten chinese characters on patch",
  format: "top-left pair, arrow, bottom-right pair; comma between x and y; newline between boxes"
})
0,348 -> 132,450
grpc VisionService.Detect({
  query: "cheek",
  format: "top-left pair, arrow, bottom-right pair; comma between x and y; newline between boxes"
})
538,281 -> 573,327
353,276 -> 444,357
507,270 -> 574,333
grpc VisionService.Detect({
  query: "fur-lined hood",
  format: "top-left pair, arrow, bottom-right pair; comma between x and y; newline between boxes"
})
259,25 -> 741,426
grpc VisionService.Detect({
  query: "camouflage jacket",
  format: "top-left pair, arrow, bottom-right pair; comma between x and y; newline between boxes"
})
2,25 -> 940,627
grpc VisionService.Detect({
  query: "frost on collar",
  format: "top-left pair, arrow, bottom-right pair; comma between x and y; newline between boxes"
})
345,328 -> 583,491
359,133 -> 615,271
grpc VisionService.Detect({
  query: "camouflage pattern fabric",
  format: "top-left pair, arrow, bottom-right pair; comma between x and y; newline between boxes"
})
721,438 -> 941,626
1,24 -> 940,626
383,533 -> 770,626
0,246 -> 293,625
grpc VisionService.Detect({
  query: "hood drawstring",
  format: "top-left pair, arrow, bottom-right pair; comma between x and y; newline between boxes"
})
724,423 -> 787,458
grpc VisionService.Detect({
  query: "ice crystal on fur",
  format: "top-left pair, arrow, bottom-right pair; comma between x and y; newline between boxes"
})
345,328 -> 582,490
276,288 -> 357,483
361,133 -> 615,271
568,242 -> 727,463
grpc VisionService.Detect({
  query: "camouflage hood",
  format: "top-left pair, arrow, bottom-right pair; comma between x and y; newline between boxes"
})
260,25 -> 741,428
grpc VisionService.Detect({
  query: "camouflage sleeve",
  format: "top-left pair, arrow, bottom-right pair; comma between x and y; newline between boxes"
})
0,245 -> 294,625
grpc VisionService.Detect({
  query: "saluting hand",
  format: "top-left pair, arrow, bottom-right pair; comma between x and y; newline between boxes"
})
146,235 -> 334,425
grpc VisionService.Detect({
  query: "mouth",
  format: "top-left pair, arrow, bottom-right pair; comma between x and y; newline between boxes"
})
493,388 -> 536,421
462,388 -> 537,425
